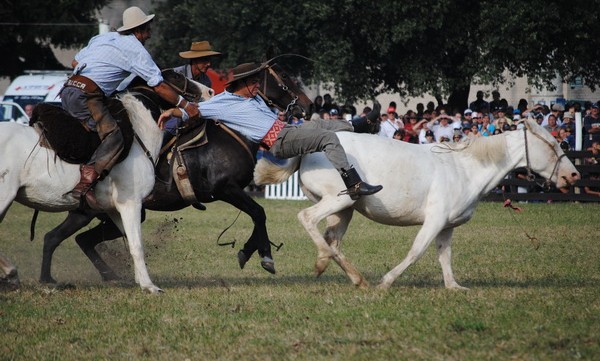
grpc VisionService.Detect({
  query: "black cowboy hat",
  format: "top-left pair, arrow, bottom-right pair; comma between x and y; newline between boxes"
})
226,62 -> 268,85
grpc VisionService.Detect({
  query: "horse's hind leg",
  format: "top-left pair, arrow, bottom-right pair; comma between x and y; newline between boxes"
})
75,216 -> 124,281
40,210 -> 95,284
298,198 -> 367,288
0,252 -> 19,288
435,228 -> 467,290
321,208 -> 360,276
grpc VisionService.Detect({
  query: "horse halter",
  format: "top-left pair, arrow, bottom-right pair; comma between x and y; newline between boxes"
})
522,123 -> 568,190
257,65 -> 300,115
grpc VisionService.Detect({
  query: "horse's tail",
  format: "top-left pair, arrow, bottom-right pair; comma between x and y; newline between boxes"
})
254,154 -> 300,185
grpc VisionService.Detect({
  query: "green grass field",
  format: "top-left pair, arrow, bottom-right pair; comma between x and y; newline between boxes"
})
1,200 -> 599,360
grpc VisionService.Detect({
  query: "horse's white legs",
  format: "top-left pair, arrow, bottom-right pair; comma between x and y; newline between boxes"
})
298,198 -> 367,288
435,228 -> 468,290
109,204 -> 162,294
323,208 -> 354,250
0,252 -> 19,287
378,219 -> 445,289
0,185 -> 20,287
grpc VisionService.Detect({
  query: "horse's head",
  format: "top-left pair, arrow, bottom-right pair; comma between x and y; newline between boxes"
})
519,118 -> 580,189
258,63 -> 312,117
161,69 -> 214,103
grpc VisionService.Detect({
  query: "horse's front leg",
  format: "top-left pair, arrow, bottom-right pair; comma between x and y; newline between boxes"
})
0,252 -> 19,288
109,204 -> 162,294
219,188 -> 275,274
378,217 -> 445,290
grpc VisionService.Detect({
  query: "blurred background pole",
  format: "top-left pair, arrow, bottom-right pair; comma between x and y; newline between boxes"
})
98,19 -> 109,34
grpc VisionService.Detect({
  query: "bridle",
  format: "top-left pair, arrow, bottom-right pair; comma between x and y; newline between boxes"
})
522,122 -> 568,190
257,65 -> 300,115
164,75 -> 201,104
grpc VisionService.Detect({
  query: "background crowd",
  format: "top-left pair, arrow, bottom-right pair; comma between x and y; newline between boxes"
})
303,90 -> 600,155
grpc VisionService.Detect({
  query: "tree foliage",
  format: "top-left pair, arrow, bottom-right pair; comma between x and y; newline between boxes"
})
122,1 -> 600,108
0,0 -> 109,79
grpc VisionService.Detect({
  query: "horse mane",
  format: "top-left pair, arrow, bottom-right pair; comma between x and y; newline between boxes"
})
118,93 -> 162,159
254,155 -> 301,185
460,134 -> 507,164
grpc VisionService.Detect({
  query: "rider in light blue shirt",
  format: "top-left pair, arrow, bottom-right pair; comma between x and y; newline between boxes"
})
73,32 -> 164,97
198,90 -> 277,143
61,6 -> 199,209
159,62 -> 382,202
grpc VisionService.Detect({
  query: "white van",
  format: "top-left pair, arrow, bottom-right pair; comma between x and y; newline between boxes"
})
0,101 -> 29,125
1,70 -> 69,108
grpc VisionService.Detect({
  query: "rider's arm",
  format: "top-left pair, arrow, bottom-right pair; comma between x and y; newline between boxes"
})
157,108 -> 187,130
153,82 -> 199,119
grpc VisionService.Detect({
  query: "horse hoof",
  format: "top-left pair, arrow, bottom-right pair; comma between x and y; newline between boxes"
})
237,250 -> 249,269
260,257 -> 276,274
39,276 -> 57,284
144,286 -> 164,294
192,202 -> 206,211
100,272 -> 120,282
0,275 -> 20,291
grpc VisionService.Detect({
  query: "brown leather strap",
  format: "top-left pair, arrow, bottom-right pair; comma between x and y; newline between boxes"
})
215,121 -> 255,164
64,74 -> 100,94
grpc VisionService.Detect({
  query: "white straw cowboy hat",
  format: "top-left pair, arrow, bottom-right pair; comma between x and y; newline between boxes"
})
179,41 -> 222,59
117,6 -> 155,32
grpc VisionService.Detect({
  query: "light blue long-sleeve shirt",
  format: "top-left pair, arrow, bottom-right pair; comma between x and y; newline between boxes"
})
199,91 -> 277,142
74,32 -> 163,96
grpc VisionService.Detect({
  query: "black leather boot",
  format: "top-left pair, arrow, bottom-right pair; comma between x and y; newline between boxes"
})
340,167 -> 383,200
351,101 -> 381,133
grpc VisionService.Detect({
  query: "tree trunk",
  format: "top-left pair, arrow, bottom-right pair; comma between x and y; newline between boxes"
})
446,86 -> 471,113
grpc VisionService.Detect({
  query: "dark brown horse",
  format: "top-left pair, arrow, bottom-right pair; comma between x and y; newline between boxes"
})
38,63 -> 313,284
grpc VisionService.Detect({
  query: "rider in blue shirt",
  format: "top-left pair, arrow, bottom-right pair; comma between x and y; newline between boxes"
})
61,7 -> 199,208
160,62 -> 383,201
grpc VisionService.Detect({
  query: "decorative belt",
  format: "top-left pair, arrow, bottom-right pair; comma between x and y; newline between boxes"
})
260,119 -> 286,150
63,74 -> 101,94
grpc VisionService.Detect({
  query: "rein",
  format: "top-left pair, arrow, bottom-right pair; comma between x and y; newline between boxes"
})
133,133 -> 157,166
215,121 -> 255,165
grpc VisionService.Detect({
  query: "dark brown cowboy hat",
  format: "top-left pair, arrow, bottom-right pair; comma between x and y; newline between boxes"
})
225,62 -> 268,85
179,41 -> 221,59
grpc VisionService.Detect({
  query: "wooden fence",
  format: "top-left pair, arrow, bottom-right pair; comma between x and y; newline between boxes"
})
483,150 -> 600,202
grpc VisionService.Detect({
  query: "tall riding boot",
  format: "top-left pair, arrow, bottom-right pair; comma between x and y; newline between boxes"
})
72,164 -> 100,209
350,101 -> 381,133
340,167 -> 383,200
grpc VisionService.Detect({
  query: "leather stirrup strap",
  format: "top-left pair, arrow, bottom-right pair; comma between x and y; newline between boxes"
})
172,148 -> 198,204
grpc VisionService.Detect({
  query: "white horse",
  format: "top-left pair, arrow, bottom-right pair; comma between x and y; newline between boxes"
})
254,118 -> 580,289
0,94 -> 163,293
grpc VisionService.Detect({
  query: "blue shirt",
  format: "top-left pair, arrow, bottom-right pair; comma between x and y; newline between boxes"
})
199,91 -> 277,142
74,32 -> 163,95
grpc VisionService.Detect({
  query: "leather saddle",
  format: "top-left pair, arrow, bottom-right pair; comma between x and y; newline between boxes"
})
30,101 -> 134,165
